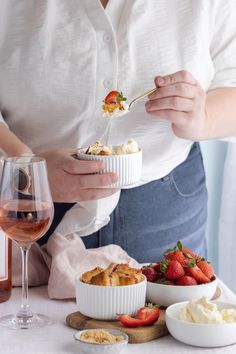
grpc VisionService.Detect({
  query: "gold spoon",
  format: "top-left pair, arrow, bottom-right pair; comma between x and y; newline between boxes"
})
128,87 -> 157,111
99,87 -> 157,143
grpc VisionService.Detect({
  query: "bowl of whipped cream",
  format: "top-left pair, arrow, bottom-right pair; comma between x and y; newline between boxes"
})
166,296 -> 236,347
77,138 -> 142,188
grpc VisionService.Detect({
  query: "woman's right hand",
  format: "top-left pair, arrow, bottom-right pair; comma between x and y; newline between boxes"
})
38,149 -> 118,202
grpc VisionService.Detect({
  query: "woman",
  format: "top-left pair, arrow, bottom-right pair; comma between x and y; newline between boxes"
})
0,0 -> 236,262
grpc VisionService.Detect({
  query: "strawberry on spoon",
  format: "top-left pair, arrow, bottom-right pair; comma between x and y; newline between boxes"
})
102,91 -> 128,117
104,91 -> 127,105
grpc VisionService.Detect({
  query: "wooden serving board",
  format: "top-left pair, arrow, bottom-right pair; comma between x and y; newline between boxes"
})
66,310 -> 167,343
66,287 -> 221,344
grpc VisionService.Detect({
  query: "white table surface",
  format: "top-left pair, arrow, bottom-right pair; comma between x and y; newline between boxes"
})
1,280 -> 236,354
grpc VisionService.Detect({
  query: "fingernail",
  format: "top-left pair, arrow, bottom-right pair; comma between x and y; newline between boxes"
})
157,77 -> 165,85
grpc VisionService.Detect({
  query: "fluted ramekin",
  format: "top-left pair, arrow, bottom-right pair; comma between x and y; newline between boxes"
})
77,148 -> 142,188
75,276 -> 147,320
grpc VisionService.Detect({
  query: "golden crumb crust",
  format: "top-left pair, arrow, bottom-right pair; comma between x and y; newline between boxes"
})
81,263 -> 143,286
80,267 -> 103,284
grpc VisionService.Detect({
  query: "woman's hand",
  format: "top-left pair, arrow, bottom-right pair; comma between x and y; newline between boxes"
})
38,149 -> 118,202
145,70 -> 207,141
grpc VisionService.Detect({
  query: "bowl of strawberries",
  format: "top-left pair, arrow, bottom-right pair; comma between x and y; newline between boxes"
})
142,241 -> 217,307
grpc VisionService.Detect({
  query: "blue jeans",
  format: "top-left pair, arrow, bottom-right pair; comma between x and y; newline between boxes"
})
39,143 -> 207,262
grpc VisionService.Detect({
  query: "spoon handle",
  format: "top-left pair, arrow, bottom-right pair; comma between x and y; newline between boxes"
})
129,87 -> 157,110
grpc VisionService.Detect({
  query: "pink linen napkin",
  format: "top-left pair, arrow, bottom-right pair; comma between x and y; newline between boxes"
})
12,232 -> 140,299
12,192 -> 140,299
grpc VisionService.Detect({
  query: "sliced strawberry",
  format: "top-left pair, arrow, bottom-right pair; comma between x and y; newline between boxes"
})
176,240 -> 202,261
182,248 -> 202,261
136,305 -> 160,326
197,259 -> 215,280
175,275 -> 197,286
104,91 -> 127,104
118,315 -> 143,328
185,259 -> 210,283
160,259 -> 185,280
142,267 -> 158,282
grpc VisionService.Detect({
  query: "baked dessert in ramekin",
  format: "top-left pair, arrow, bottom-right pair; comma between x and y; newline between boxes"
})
77,139 -> 142,188
75,263 -> 147,320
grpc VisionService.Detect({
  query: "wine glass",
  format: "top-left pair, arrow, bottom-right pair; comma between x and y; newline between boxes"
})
0,156 -> 54,329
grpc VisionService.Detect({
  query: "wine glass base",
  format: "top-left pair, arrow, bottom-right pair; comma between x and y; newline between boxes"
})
0,313 -> 53,329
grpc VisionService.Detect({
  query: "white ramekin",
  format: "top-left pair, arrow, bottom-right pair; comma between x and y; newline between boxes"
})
75,276 -> 147,320
77,148 -> 142,188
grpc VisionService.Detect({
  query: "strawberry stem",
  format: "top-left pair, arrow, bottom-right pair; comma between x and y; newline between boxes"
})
185,259 -> 196,268
160,259 -> 169,272
118,91 -> 127,102
177,240 -> 182,251
145,303 -> 160,309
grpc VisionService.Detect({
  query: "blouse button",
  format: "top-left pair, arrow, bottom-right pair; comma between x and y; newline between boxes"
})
103,79 -> 113,88
103,34 -> 112,43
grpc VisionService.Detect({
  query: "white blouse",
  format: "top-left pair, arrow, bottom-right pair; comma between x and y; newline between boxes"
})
0,0 -> 236,184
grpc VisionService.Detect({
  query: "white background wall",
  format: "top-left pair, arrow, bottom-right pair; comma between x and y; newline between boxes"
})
200,140 -> 228,273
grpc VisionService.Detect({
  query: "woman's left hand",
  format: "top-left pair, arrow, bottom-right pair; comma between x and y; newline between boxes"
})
145,70 -> 207,141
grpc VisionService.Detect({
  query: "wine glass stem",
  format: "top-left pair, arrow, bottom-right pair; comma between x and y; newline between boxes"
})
17,245 -> 33,320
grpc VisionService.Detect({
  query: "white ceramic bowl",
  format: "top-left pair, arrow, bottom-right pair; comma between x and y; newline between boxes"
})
75,276 -> 147,320
166,301 -> 236,347
146,278 -> 217,307
74,329 -> 128,354
77,148 -> 142,188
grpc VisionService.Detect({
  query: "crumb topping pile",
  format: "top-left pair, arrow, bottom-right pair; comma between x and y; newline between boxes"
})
80,329 -> 124,344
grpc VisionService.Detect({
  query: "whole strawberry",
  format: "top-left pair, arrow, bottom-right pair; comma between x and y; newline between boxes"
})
151,262 -> 165,280
152,262 -> 161,272
175,275 -> 197,286
160,260 -> 185,280
142,266 -> 158,282
164,241 -> 187,266
164,249 -> 186,266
